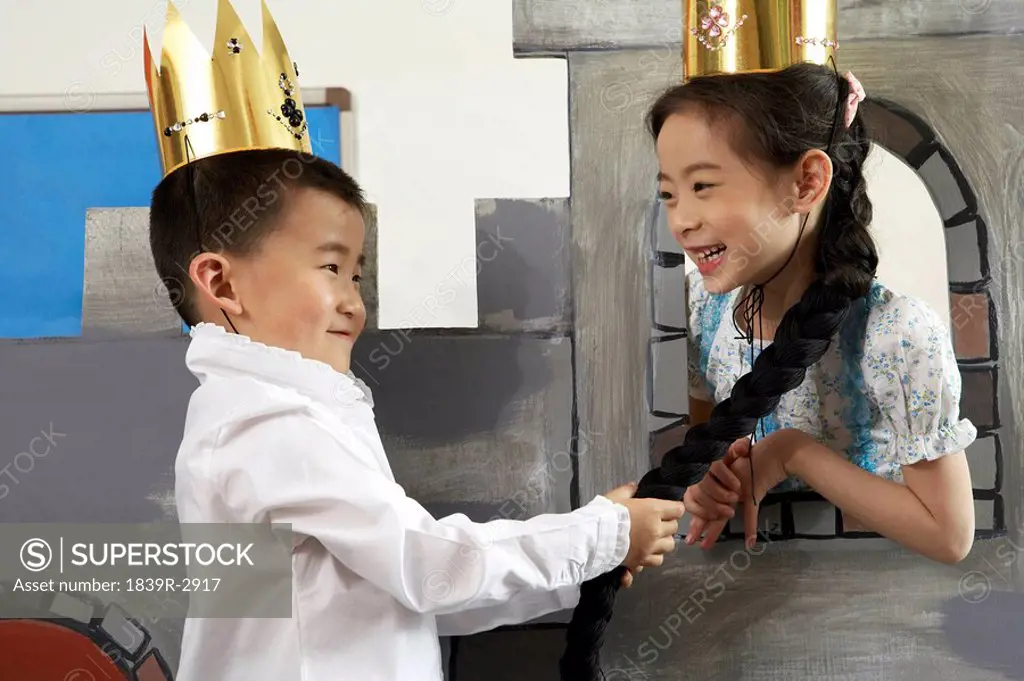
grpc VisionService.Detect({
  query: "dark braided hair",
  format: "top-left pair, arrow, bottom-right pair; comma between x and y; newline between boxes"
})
559,62 -> 878,680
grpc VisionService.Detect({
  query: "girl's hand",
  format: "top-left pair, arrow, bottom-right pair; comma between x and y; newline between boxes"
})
682,437 -> 747,522
684,430 -> 799,549
682,437 -> 748,549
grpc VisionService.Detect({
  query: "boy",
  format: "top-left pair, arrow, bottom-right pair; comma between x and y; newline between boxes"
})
144,2 -> 684,679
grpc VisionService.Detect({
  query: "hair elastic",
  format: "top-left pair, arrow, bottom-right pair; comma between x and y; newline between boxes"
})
843,71 -> 867,129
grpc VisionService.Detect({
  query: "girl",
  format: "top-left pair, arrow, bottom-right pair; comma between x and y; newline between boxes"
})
558,62 -> 977,681
660,64 -> 977,562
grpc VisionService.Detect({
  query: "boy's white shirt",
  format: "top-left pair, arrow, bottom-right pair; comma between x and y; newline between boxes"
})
174,322 -> 631,681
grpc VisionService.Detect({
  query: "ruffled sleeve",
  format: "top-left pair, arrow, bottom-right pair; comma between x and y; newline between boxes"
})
865,294 -> 977,467
685,269 -> 712,402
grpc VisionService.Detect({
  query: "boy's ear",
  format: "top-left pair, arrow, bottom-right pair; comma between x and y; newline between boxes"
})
791,149 -> 833,213
189,253 -> 244,316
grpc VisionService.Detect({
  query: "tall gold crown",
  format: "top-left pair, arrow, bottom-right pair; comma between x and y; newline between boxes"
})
144,0 -> 311,178
684,0 -> 838,78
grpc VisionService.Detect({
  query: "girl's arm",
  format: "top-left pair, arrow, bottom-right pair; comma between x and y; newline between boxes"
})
780,429 -> 975,564
686,295 -> 977,564
780,295 -> 978,564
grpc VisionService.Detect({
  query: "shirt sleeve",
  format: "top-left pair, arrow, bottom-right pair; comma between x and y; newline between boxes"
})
685,269 -> 713,402
866,295 -> 977,467
208,405 -> 631,618
435,584 -> 580,637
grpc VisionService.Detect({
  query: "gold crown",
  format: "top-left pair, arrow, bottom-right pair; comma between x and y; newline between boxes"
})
144,0 -> 311,177
684,0 -> 838,78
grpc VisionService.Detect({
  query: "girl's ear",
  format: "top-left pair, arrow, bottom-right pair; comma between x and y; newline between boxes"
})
791,149 -> 833,214
189,252 -> 244,317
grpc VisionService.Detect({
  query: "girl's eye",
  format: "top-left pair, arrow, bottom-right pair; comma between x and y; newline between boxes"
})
693,182 -> 714,193
658,190 -> 674,201
323,264 -> 339,274
352,274 -> 362,285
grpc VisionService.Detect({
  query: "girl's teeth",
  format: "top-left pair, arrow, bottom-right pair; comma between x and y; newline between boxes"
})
699,246 -> 726,263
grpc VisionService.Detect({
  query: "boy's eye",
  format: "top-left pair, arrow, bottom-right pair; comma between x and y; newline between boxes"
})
658,190 -> 674,201
352,274 -> 362,285
323,264 -> 339,274
693,182 -> 714,193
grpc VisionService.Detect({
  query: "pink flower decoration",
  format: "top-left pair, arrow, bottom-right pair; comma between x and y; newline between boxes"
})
700,4 -> 730,37
691,3 -> 748,51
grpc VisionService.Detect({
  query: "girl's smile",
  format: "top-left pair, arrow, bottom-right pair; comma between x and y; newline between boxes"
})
685,243 -> 728,275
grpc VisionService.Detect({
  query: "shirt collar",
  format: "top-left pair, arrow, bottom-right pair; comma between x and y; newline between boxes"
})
184,322 -> 374,410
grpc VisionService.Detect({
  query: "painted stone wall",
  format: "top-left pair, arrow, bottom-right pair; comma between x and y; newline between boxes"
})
491,2 -> 1024,679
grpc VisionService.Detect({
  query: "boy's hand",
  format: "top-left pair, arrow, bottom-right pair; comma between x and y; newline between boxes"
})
604,482 -> 685,573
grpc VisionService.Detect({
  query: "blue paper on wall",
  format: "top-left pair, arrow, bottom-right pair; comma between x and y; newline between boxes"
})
0,107 -> 341,339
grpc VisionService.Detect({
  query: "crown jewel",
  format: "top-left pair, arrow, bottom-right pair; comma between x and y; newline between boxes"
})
144,0 -> 312,178
684,0 -> 839,78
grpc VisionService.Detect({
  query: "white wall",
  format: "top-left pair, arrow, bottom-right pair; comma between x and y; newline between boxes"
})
0,1 -> 950,329
0,0 -> 570,329
863,144 -> 950,326
682,143 -> 951,326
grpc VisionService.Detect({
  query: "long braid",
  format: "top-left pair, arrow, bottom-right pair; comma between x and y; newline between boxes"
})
819,114 -> 874,297
559,64 -> 877,681
560,285 -> 852,680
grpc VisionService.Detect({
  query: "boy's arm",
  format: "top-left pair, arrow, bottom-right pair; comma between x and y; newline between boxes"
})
435,583 -> 580,637
210,406 -> 630,617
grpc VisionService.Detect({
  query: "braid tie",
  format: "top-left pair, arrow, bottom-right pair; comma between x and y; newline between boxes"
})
558,281 -> 853,681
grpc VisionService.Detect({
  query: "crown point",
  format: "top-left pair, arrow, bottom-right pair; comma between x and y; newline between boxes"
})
261,0 -> 294,72
145,0 -> 310,177
261,0 -> 278,26
165,0 -> 183,25
143,26 -> 156,83
214,0 -> 256,64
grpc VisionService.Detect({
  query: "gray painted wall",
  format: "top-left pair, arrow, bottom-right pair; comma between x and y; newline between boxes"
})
504,1 -> 1024,677
513,0 -> 1024,53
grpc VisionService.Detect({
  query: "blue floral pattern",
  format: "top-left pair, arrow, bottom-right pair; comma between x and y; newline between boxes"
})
684,270 -> 977,489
